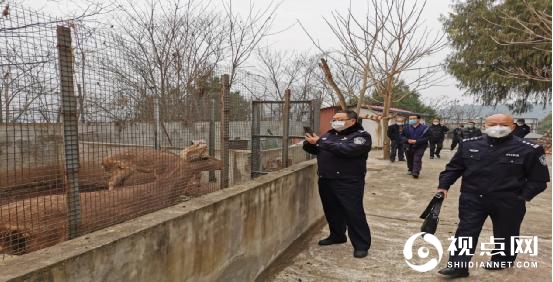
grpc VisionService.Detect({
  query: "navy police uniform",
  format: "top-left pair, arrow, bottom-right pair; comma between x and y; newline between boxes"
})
303,122 -> 372,251
439,134 -> 550,266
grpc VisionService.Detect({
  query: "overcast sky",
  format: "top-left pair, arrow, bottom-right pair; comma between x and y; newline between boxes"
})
17,0 -> 472,104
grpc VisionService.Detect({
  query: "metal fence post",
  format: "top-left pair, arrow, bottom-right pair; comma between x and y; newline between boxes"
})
154,94 -> 161,149
251,101 -> 261,178
208,98 -> 216,182
282,89 -> 291,168
57,26 -> 81,239
220,74 -> 230,189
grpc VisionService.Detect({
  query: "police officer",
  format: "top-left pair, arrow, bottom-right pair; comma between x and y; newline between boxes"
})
303,110 -> 372,258
513,118 -> 531,138
436,114 -> 550,278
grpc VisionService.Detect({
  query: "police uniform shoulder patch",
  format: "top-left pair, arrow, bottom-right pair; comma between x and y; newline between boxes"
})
354,137 -> 366,144
520,139 -> 541,149
539,155 -> 547,166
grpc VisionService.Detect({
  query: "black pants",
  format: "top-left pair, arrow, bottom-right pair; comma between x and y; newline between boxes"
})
429,140 -> 443,157
390,140 -> 405,161
318,178 -> 371,250
449,192 -> 526,267
405,146 -> 426,175
451,138 -> 459,150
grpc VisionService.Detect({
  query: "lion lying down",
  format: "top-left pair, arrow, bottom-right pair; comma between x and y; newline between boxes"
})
0,144 -> 220,255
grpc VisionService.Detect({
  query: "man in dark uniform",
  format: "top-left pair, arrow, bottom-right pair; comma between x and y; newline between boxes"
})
513,118 -> 531,138
303,110 -> 372,258
428,118 -> 449,159
402,115 -> 430,179
450,124 -> 464,150
462,121 -> 482,138
388,117 -> 405,162
436,114 -> 550,278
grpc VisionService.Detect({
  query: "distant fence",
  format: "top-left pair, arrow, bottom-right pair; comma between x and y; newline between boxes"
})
0,3 -> 314,256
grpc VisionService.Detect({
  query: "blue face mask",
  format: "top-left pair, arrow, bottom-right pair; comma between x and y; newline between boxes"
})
408,120 -> 416,125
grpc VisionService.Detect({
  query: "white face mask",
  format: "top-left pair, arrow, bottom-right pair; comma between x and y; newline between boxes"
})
331,120 -> 347,131
485,125 -> 512,138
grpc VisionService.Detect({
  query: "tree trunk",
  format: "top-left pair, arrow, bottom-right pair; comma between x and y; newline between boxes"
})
381,78 -> 394,160
319,58 -> 347,110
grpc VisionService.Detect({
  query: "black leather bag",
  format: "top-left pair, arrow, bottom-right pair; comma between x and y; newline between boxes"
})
420,192 -> 445,234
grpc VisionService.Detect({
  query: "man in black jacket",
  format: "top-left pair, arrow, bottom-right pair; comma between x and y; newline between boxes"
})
462,121 -> 482,138
450,124 -> 464,150
435,114 -> 550,278
387,117 -> 405,162
513,118 -> 531,138
428,118 -> 449,159
303,110 -> 372,259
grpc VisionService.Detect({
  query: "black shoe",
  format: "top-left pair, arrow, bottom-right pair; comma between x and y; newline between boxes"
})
318,237 -> 347,246
412,174 -> 419,179
399,159 -> 405,162
438,267 -> 469,278
407,171 -> 412,175
430,156 -> 434,159
390,159 -> 395,162
436,155 -> 441,159
353,249 -> 368,258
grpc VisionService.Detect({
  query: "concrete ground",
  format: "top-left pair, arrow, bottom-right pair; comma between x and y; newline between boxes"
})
260,149 -> 552,282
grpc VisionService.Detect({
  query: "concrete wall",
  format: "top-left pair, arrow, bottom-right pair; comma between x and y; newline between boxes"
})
0,160 -> 323,282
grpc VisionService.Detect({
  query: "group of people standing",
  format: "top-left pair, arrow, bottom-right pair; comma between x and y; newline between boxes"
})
387,115 -> 449,178
387,116 -> 533,178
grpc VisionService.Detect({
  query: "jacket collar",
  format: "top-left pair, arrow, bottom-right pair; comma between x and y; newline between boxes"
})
485,133 -> 514,145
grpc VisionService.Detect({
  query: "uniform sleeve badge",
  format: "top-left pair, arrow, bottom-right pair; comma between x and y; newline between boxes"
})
354,137 -> 366,144
539,155 -> 547,166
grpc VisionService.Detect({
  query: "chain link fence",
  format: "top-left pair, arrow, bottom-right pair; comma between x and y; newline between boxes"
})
0,3 -> 319,256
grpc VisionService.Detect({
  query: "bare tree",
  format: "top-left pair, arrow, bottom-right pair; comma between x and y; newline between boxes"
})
302,0 -> 445,159
222,0 -> 280,86
100,0 -> 226,122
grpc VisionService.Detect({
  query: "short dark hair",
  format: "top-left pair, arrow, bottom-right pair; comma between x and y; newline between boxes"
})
517,118 -> 525,123
337,110 -> 358,120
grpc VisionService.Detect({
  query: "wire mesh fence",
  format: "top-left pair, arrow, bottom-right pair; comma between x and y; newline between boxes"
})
0,2 -> 319,257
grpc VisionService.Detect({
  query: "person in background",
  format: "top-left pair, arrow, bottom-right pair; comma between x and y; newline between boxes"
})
387,117 -> 406,162
450,124 -> 464,150
428,118 -> 449,159
462,121 -> 482,139
303,110 -> 372,259
401,115 -> 430,179
512,118 -> 531,138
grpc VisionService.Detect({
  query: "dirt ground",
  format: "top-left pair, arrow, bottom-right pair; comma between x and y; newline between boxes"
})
260,148 -> 552,282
